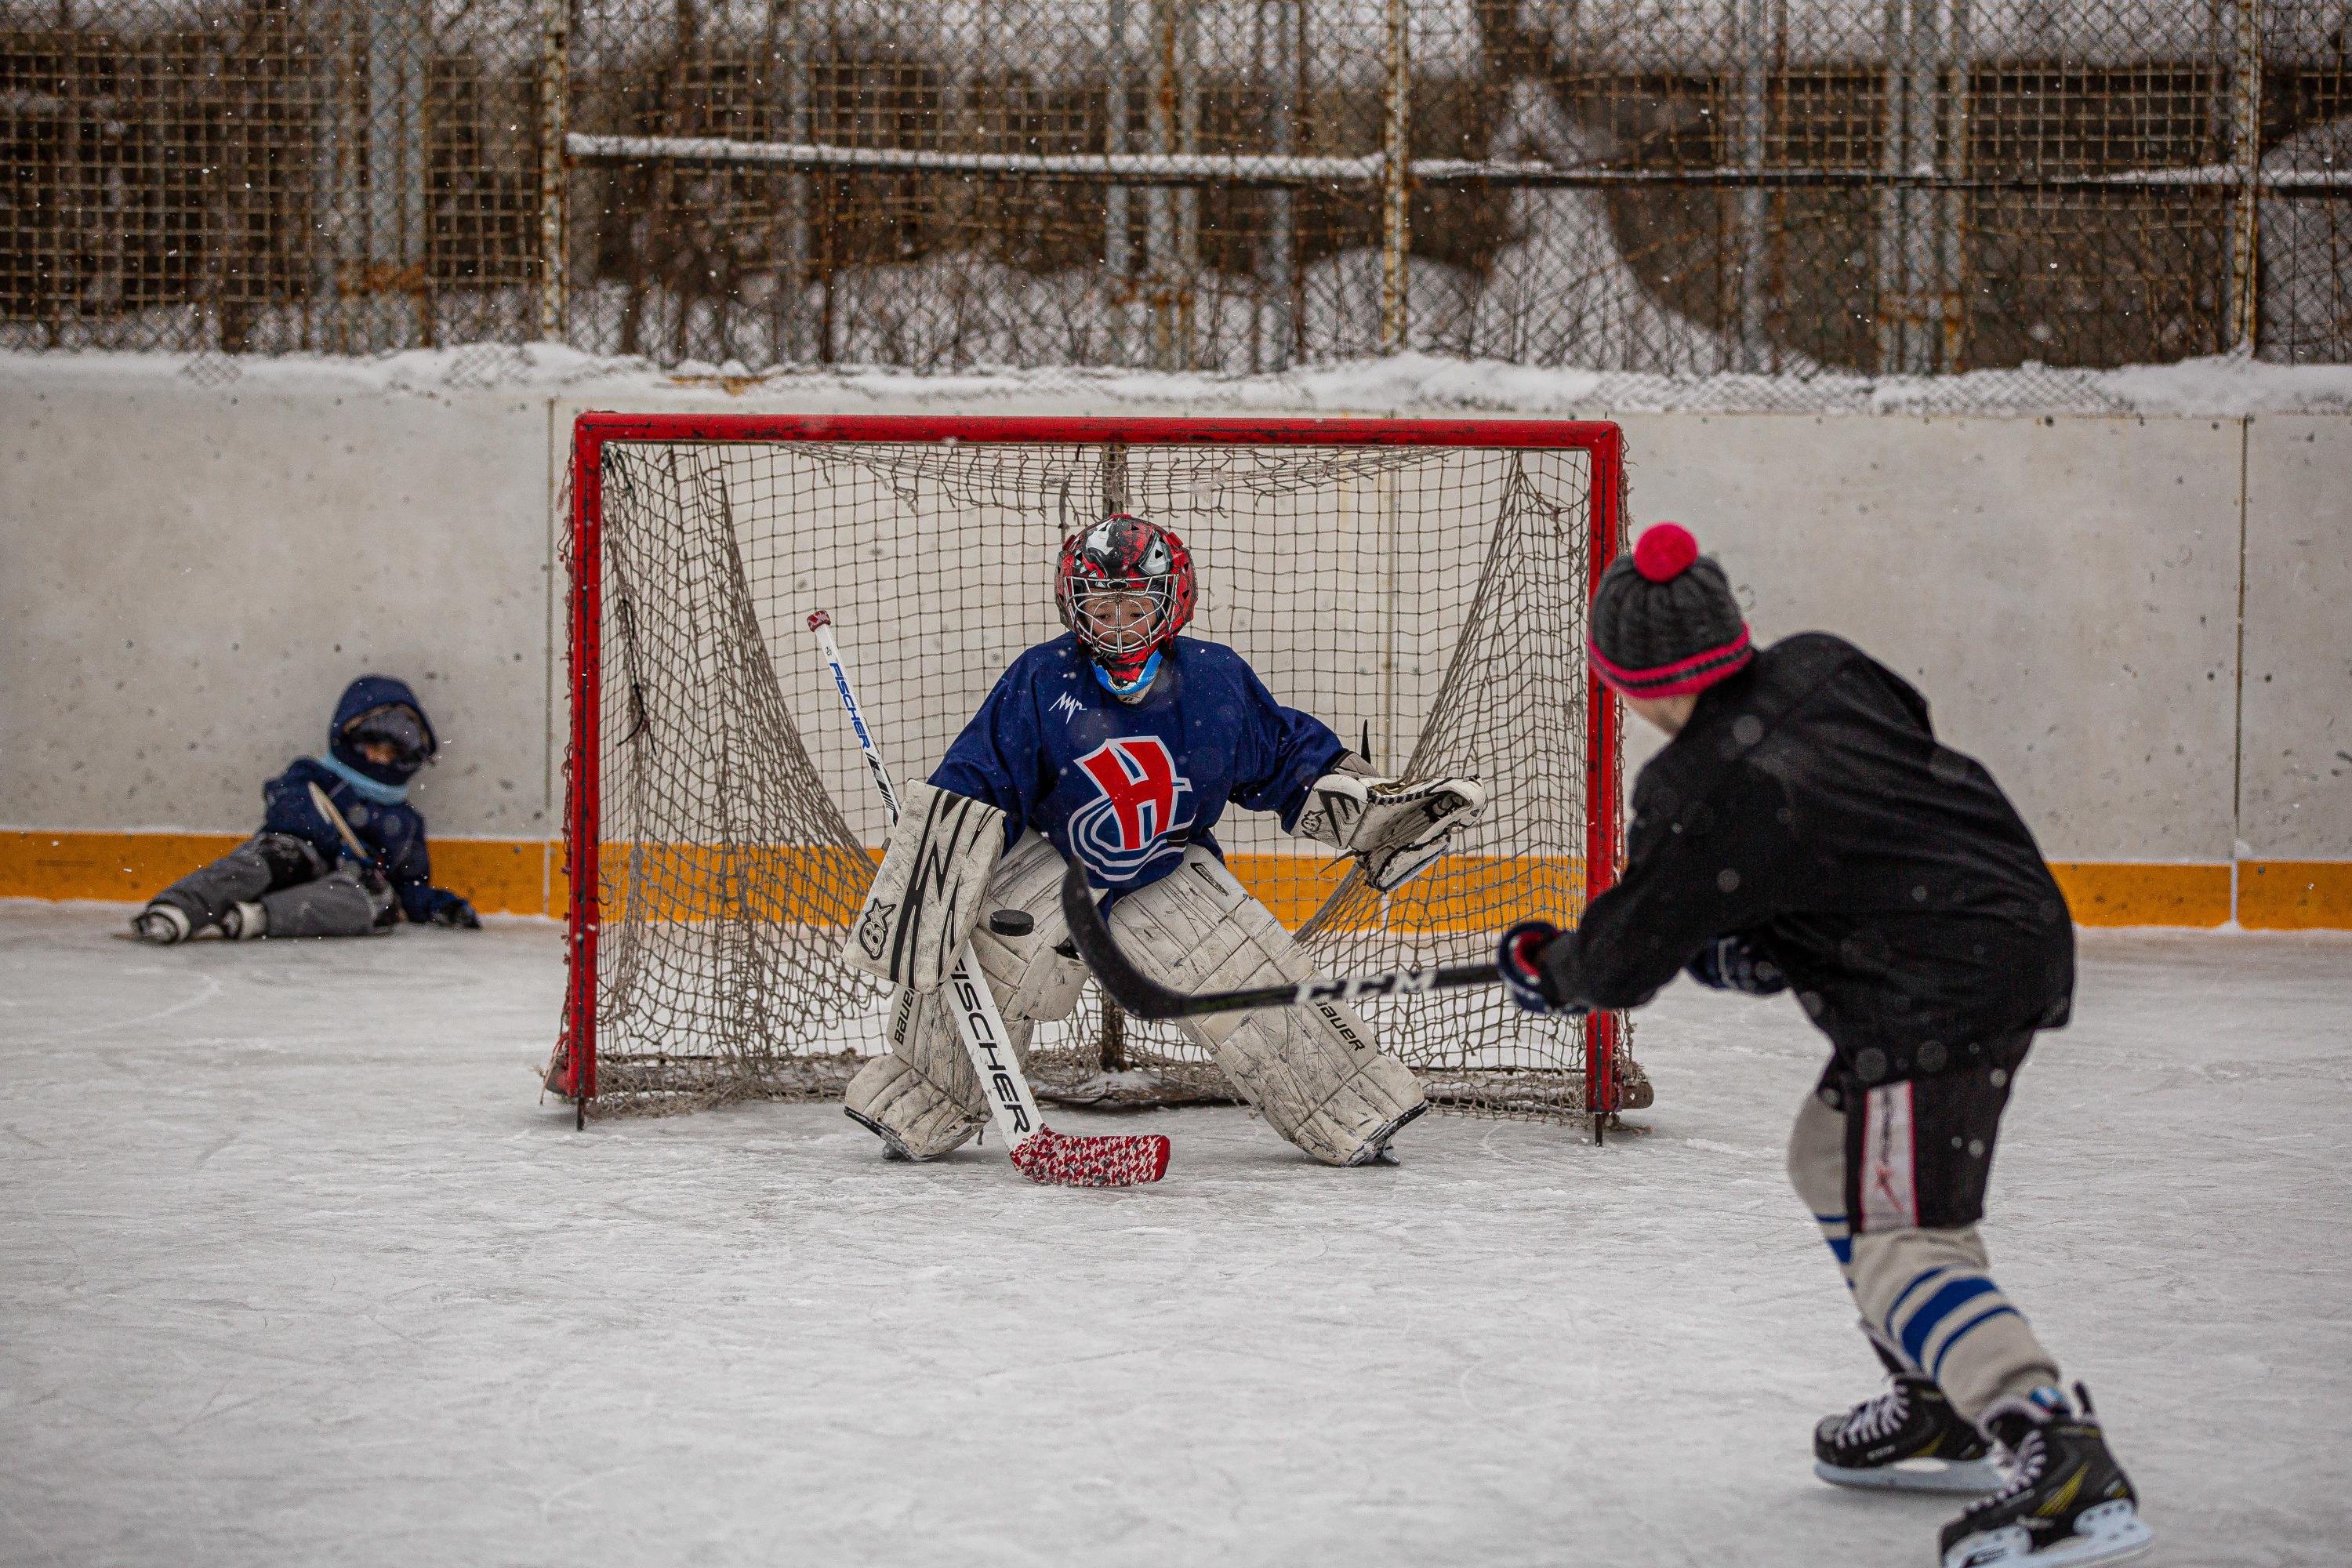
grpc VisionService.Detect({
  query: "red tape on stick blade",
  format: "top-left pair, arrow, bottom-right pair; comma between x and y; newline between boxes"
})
1007,1126 -> 1171,1187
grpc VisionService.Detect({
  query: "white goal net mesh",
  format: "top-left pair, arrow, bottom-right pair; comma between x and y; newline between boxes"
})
566,428 -> 1624,1120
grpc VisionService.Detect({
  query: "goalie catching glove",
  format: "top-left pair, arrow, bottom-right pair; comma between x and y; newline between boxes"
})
841,780 -> 1008,993
1292,754 -> 1486,893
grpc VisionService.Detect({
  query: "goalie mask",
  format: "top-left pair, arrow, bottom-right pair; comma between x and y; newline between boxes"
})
1054,514 -> 1196,702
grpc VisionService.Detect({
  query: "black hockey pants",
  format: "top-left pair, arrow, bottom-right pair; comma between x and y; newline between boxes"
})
151,833 -> 396,938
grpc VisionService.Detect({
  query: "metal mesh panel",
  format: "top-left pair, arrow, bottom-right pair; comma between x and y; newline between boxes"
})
1,0 -> 547,354
8,3 -> 2352,390
575,429 -> 1616,1120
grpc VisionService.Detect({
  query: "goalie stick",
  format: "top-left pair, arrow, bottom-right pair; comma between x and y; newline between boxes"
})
1058,858 -> 1515,1022
808,611 -> 1170,1188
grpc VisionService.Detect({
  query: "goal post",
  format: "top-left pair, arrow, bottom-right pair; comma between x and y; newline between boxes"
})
554,413 -> 1628,1128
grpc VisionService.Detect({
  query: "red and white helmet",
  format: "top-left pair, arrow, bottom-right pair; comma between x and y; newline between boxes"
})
1054,514 -> 1196,695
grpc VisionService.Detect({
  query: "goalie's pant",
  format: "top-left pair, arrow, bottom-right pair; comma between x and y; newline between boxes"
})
1785,1032 -> 2060,1426
150,833 -> 395,939
843,835 -> 1425,1166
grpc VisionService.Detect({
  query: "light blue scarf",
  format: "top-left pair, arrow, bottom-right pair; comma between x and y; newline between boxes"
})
314,752 -> 412,806
1093,648 -> 1163,702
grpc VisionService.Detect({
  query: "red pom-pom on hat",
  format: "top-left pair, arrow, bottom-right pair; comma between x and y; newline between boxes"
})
1632,522 -> 1700,583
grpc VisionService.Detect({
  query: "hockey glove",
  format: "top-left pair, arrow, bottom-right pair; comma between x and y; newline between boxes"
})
1496,920 -> 1579,1017
1294,758 -> 1487,893
1686,934 -> 1786,995
843,781 -> 1007,992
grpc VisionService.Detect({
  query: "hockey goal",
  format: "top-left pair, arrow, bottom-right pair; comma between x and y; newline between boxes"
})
554,414 -> 1628,1127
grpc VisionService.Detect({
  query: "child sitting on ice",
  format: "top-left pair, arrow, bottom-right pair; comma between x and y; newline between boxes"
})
132,676 -> 479,942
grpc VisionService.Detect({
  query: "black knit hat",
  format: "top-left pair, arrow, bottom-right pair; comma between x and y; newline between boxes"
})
1588,523 -> 1753,699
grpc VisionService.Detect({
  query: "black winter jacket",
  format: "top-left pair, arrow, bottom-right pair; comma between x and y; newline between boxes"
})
1537,633 -> 2074,1082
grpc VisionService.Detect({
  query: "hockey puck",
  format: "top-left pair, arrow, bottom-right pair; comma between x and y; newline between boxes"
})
988,909 -> 1035,937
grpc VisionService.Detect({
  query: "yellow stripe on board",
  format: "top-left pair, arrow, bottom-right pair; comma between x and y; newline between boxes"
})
2045,862 -> 2233,929
2237,861 -> 2352,931
0,831 -> 250,904
5,832 -> 2350,930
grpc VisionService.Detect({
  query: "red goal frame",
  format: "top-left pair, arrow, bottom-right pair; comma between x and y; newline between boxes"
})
561,413 -> 1628,1128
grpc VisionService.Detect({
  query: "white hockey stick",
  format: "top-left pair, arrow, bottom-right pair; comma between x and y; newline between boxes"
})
808,611 -> 1169,1187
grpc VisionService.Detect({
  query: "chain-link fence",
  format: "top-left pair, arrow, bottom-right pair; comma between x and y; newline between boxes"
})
9,1 -> 2352,383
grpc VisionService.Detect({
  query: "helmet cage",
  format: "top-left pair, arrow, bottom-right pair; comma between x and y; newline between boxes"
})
1065,575 -> 1178,659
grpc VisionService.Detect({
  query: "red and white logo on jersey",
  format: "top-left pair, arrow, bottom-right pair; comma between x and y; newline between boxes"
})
1069,735 -> 1196,884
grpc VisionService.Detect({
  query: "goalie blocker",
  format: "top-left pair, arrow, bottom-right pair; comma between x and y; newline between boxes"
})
840,779 -> 1007,993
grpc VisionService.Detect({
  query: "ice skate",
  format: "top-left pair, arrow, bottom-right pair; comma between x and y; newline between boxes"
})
1814,1372 -> 2002,1494
1345,1098 -> 1428,1167
131,902 -> 193,945
1939,1385 -> 2151,1568
218,900 -> 267,940
844,1105 -> 920,1162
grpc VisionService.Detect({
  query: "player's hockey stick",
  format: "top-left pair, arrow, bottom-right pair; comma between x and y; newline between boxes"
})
1058,858 -> 1502,1021
307,782 -> 374,863
808,611 -> 1169,1188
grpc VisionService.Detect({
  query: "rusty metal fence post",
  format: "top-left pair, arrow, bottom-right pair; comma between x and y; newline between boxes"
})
1106,0 -> 1134,365
1379,0 -> 1410,354
539,0 -> 570,343
1876,0 -> 1965,376
1733,0 -> 1772,373
2230,0 -> 2263,354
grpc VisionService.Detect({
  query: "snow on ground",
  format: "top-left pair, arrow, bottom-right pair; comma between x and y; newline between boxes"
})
1,901 -> 2347,1566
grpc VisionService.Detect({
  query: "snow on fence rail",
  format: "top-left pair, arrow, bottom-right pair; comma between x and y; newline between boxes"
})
570,135 -> 2352,197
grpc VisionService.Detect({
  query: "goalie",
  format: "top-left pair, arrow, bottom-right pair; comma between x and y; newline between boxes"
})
837,514 -> 1483,1167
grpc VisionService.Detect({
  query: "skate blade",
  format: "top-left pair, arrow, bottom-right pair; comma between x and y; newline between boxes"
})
1943,1502 -> 2153,1568
843,1106 -> 920,1162
1814,1455 -> 2004,1494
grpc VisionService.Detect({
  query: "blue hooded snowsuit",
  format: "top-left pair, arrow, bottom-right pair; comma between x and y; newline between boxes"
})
257,676 -> 472,925
142,677 -> 475,939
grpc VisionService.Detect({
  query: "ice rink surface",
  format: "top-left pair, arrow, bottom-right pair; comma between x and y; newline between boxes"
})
2,903 -> 2347,1567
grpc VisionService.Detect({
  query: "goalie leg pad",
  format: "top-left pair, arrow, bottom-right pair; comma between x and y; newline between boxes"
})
841,780 -> 1007,993
962,830 -> 1089,1025
1107,848 -> 1425,1166
843,839 -> 1068,1161
843,983 -> 1040,1161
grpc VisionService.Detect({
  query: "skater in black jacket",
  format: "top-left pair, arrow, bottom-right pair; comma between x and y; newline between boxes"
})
1496,524 -> 2150,1568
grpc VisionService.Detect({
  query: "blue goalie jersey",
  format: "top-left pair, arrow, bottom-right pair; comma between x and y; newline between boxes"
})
931,633 -> 1348,896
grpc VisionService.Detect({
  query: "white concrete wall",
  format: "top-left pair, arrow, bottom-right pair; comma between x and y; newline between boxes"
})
2240,416 -> 2352,862
1617,413 -> 2248,862
1,366 -> 557,843
4,357 -> 2344,870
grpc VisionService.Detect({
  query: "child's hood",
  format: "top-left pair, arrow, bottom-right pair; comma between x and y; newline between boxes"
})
330,675 -> 438,757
